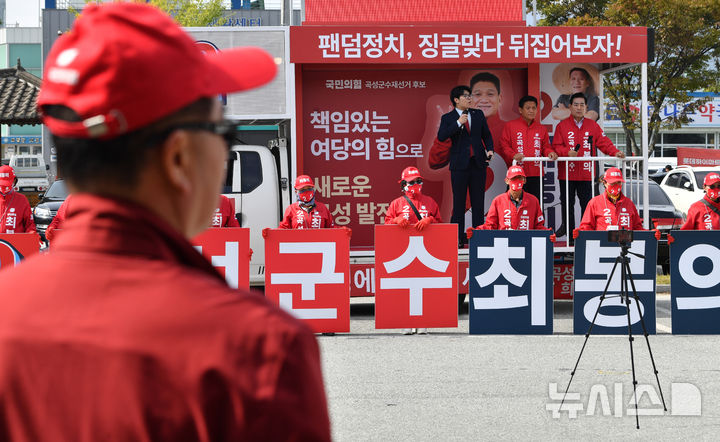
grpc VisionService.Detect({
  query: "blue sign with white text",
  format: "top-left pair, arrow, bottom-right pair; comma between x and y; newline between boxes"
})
468,230 -> 553,334
670,230 -> 720,334
573,231 -> 657,335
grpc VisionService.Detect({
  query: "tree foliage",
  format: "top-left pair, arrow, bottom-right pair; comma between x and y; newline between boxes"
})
72,0 -> 225,27
536,0 -> 720,156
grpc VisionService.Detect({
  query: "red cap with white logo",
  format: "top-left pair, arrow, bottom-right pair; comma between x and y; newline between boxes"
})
294,175 -> 314,190
704,172 -> 720,186
0,165 -> 15,187
399,166 -> 422,183
38,2 -> 276,139
603,167 -> 625,183
506,165 -> 526,179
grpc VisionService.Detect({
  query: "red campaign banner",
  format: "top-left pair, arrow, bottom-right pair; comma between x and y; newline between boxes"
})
302,67 -> 528,247
553,262 -> 573,300
677,147 -> 720,167
264,228 -> 351,333
374,224 -> 458,329
192,228 -> 250,290
290,26 -> 648,64
0,233 -> 40,272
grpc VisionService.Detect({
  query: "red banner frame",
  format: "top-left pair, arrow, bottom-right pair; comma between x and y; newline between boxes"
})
374,224 -> 458,329
264,228 -> 351,333
192,228 -> 251,290
0,233 -> 40,271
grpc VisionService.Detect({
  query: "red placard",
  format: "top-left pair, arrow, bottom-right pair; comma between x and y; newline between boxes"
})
290,26 -> 648,64
553,262 -> 573,300
0,233 -> 40,271
374,224 -> 458,329
264,228 -> 350,333
350,263 -> 375,297
677,147 -> 720,167
192,228 -> 251,290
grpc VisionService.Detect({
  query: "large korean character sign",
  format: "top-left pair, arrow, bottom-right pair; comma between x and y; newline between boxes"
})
573,231 -> 657,335
192,228 -> 251,289
374,224 -> 458,329
264,228 -> 350,333
0,233 -> 40,271
469,230 -> 553,334
670,231 -> 720,334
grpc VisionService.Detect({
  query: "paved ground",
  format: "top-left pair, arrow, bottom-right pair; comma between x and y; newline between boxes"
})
318,294 -> 720,440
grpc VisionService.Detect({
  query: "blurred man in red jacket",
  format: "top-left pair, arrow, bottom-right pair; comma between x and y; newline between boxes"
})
0,3 -> 330,441
682,172 -> 720,230
0,165 -> 36,234
211,194 -> 241,227
497,95 -> 558,203
552,92 -> 625,238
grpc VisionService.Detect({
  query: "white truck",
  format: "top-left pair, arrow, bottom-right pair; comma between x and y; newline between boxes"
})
9,154 -> 50,193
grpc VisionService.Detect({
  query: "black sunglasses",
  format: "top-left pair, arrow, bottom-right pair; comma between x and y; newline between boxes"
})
156,121 -> 239,149
406,179 -> 423,185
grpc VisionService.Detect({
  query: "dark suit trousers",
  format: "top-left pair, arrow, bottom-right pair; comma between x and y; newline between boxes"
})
451,159 -> 486,242
558,179 -> 592,233
524,176 -> 542,204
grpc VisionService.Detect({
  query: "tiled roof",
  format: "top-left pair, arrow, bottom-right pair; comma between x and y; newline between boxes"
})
304,0 -> 523,23
0,61 -> 42,125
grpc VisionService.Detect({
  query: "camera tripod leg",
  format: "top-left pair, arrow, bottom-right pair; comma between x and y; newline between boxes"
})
624,259 -> 667,412
560,256 -> 622,409
621,257 -> 640,429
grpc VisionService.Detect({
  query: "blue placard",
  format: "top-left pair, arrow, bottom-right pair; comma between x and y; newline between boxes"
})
670,230 -> 720,334
468,230 -> 553,334
573,231 -> 657,335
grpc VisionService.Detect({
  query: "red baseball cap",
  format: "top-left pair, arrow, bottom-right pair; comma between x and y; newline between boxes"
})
0,165 -> 15,187
294,175 -> 314,190
399,166 -> 423,183
603,167 -> 625,183
704,172 -> 720,186
506,165 -> 526,179
38,2 -> 277,139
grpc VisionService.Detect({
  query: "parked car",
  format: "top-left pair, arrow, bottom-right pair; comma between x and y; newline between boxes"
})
659,166 -> 720,216
623,179 -> 685,274
33,179 -> 68,241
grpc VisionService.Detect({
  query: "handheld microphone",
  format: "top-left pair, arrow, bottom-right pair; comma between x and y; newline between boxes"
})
462,109 -> 468,115
573,143 -> 581,152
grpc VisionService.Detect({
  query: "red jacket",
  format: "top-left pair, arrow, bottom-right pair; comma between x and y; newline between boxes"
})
45,194 -> 73,242
551,117 -> 619,181
384,193 -> 442,224
0,191 -> 35,234
477,191 -> 546,230
497,118 -> 554,176
681,196 -> 720,230
211,195 -> 240,227
279,201 -> 335,229
578,192 -> 644,231
0,194 -> 331,441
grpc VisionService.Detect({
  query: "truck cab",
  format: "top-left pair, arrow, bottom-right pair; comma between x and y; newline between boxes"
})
224,141 -> 292,285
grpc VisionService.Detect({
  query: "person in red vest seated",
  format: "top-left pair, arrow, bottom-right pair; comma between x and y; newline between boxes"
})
472,165 -> 546,231
279,175 -> 335,229
211,195 -> 240,227
496,95 -> 559,203
45,193 -> 74,243
385,166 -> 442,230
576,167 -> 644,232
0,165 -> 36,234
681,172 -> 720,230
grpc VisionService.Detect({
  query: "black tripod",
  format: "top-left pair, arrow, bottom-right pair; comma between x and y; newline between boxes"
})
560,241 -> 666,429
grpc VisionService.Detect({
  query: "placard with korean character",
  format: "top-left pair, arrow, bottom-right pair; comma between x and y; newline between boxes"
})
264,228 -> 350,333
192,227 -> 250,290
469,230 -> 553,334
670,231 -> 720,334
0,233 -> 40,271
374,224 -> 458,329
573,231 -> 657,335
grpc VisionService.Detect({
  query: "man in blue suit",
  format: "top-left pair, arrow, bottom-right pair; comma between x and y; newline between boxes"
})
437,85 -> 495,246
